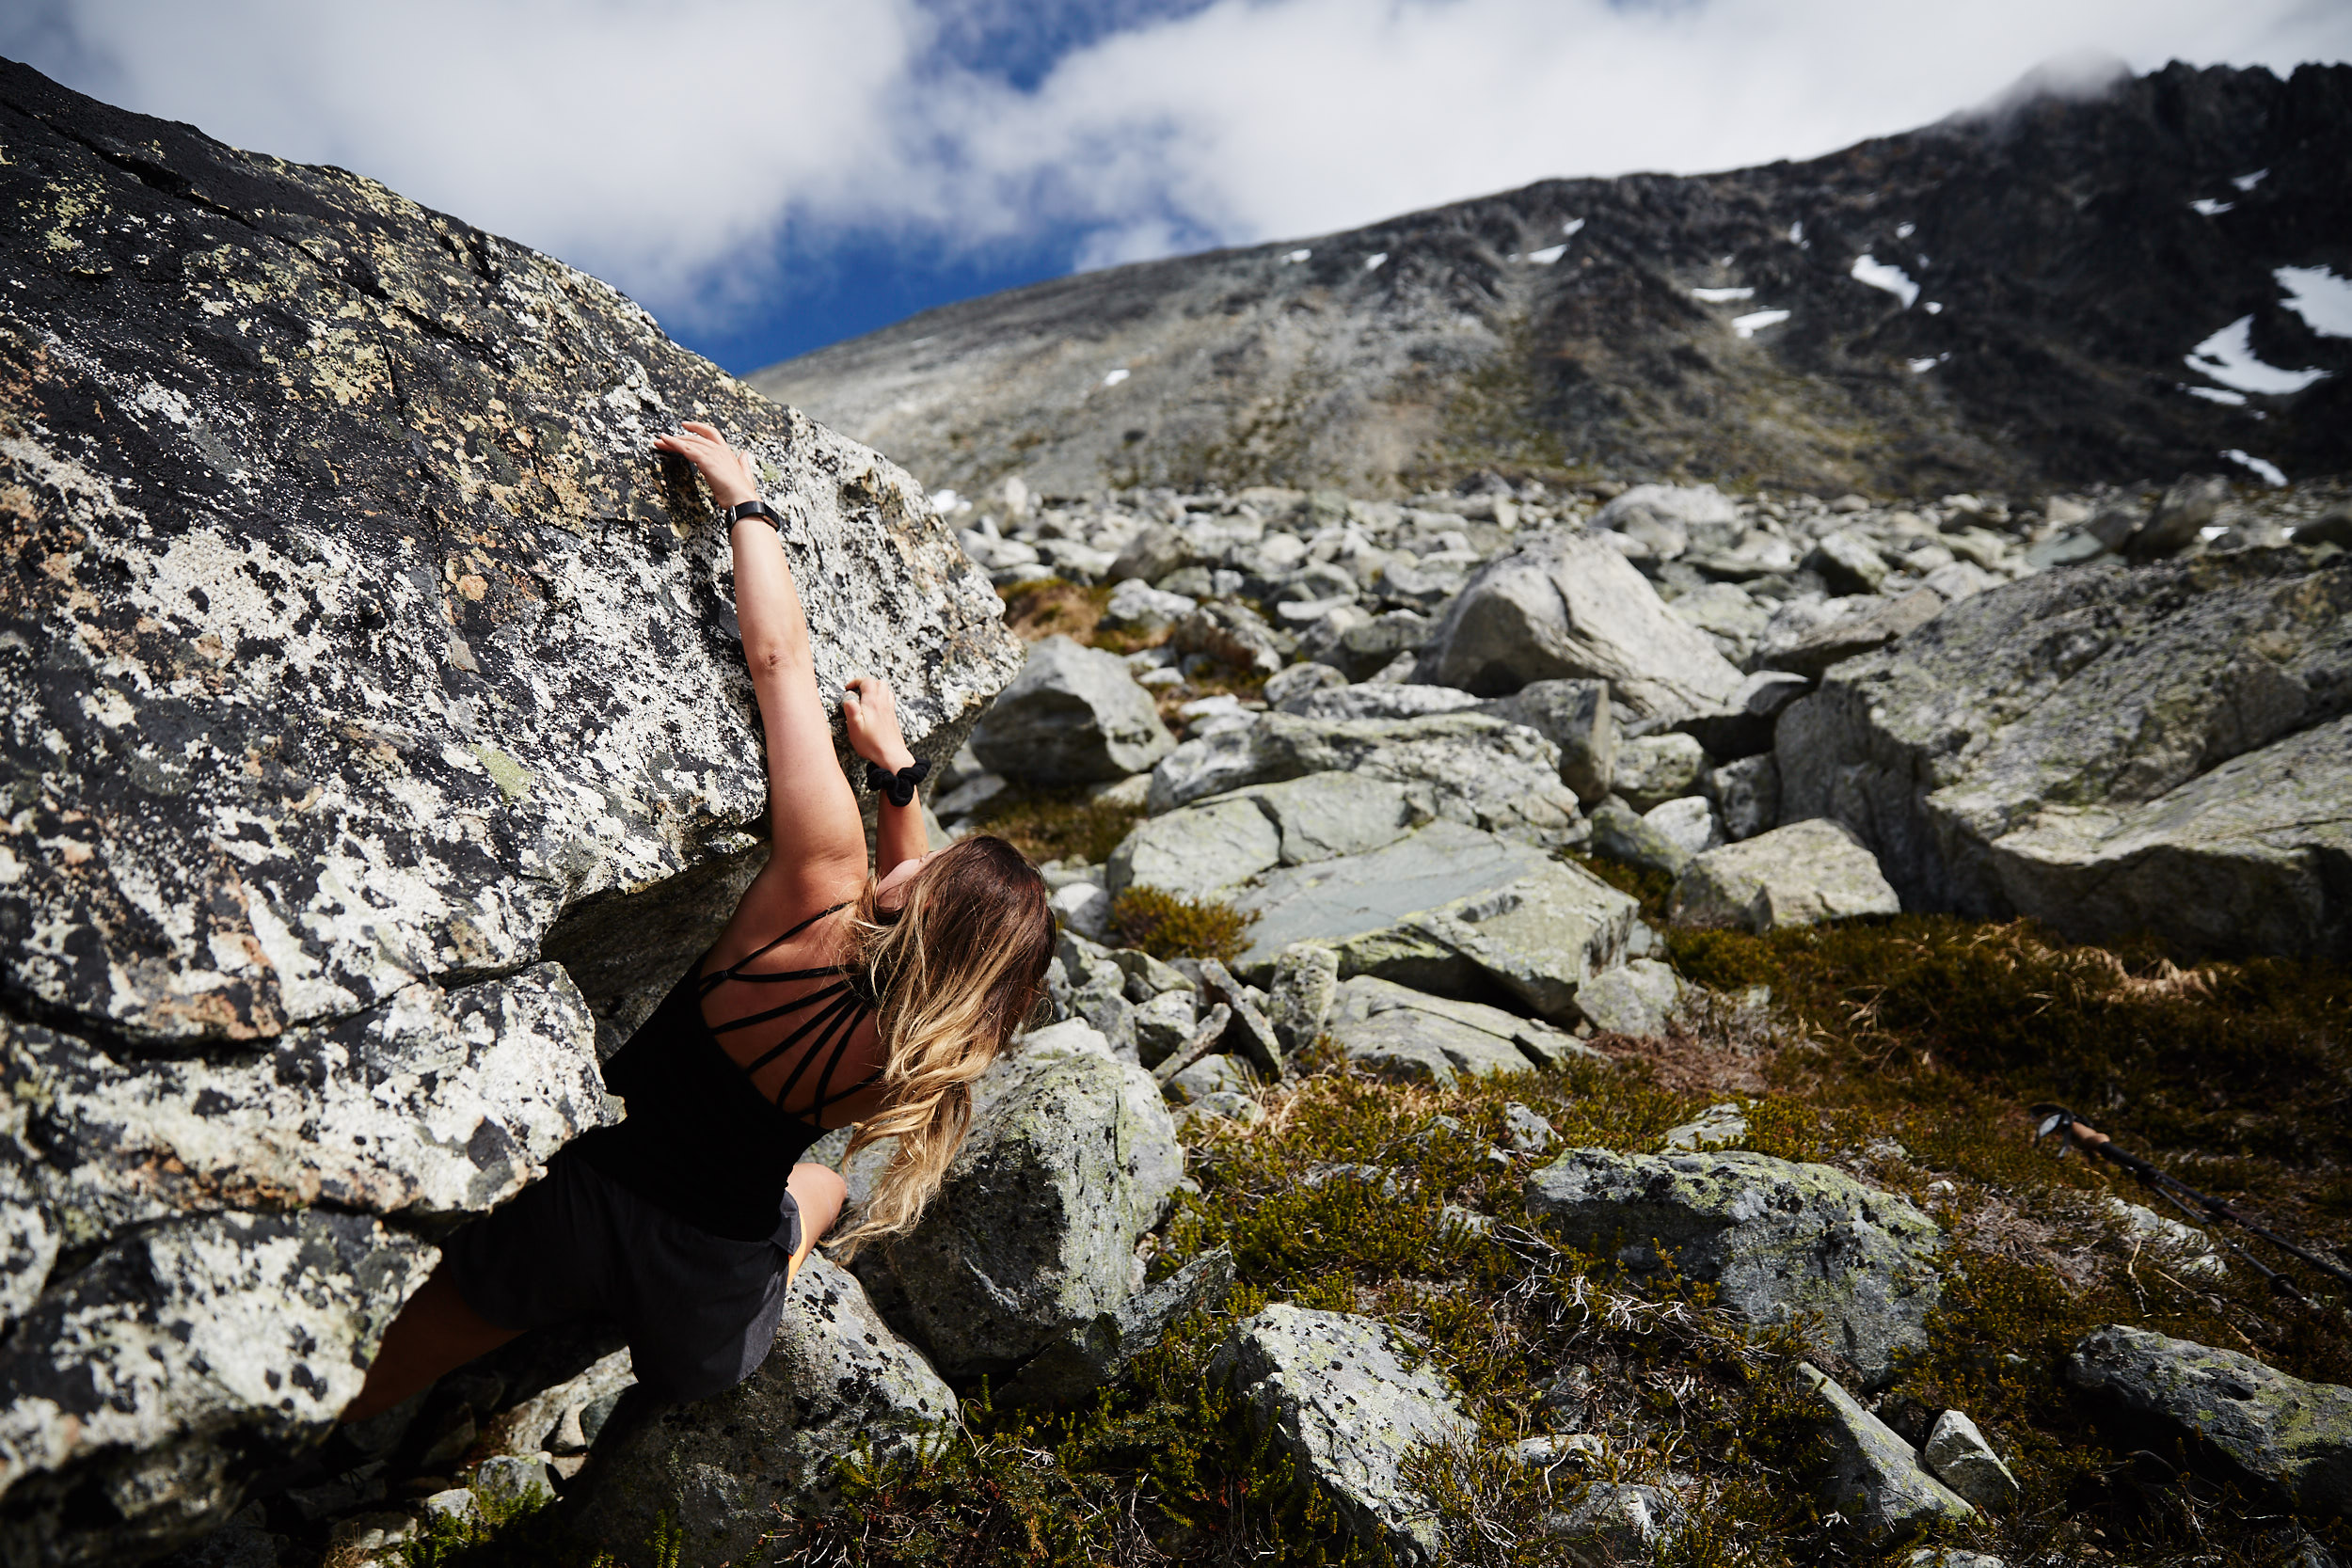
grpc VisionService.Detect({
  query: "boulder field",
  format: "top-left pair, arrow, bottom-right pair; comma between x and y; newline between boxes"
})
5,54 -> 2351,1568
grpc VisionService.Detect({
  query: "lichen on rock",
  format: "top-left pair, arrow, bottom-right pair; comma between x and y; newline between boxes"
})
0,57 -> 1021,1565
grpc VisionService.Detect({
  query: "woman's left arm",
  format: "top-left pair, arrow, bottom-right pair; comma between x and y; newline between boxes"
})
844,675 -> 930,874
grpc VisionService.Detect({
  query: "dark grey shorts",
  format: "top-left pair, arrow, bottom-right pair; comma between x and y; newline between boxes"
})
443,1148 -> 802,1404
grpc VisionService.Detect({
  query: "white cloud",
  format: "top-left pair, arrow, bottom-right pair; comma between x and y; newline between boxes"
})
8,0 -> 2348,331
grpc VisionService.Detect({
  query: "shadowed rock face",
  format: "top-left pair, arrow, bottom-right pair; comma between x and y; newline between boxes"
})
755,62 -> 2352,498
0,59 -> 1018,1565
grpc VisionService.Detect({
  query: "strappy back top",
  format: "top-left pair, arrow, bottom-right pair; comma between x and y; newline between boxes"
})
570,902 -> 882,1243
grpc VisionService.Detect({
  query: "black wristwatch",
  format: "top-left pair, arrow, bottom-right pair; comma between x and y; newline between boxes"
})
723,499 -> 782,530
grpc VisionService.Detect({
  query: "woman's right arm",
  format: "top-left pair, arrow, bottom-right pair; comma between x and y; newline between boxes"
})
653,423 -> 867,914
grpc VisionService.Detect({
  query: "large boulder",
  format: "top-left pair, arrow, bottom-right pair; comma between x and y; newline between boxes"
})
859,1033 -> 1183,1380
1144,712 -> 1586,850
1479,678 -> 1617,803
1409,532 -> 1744,719
1774,554 -> 2352,960
969,634 -> 1176,784
0,61 -> 1020,1564
1231,820 -> 1639,1021
1524,1148 -> 1943,1388
1105,773 -> 1436,901
1668,819 -> 1902,931
567,1255 -> 954,1560
2066,1324 -> 2352,1516
1209,1307 -> 1475,1566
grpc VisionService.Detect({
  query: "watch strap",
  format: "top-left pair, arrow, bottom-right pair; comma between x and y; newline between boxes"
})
724,499 -> 782,530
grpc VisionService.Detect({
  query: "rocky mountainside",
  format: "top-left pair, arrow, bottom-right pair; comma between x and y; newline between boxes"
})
5,52 -> 2350,1568
0,58 -> 1016,1566
754,60 -> 2352,501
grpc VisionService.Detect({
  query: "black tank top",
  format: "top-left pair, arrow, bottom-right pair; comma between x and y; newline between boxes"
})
569,902 -> 882,1243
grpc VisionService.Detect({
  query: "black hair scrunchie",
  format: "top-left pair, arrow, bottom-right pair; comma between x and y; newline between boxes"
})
864,758 -> 930,807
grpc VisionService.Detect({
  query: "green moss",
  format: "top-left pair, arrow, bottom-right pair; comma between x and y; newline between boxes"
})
1108,886 -> 1258,964
967,785 -> 1146,868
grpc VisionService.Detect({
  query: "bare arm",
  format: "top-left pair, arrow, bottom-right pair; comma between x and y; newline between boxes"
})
652,423 -> 866,920
843,674 -> 929,874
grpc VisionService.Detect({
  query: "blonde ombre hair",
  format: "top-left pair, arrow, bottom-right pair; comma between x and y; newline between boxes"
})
826,834 -> 1054,1259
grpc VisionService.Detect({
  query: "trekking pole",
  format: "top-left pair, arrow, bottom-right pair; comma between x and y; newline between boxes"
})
2029,1104 -> 2352,1298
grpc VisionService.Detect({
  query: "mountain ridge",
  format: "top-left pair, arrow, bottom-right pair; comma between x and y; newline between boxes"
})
753,59 -> 2352,500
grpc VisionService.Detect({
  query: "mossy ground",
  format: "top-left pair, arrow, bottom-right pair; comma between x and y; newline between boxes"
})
433,886 -> 2348,1568
1107,887 -> 1259,965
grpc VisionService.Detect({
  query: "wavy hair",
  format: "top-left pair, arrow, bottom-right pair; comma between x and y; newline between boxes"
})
826,834 -> 1054,1259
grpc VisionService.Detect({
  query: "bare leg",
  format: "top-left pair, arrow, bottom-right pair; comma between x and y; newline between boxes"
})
785,1163 -> 847,1286
342,1264 -> 519,1424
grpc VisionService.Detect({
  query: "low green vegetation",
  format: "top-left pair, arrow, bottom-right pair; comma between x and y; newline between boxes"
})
429,897 -> 2347,1568
1106,886 -> 1258,965
967,787 -> 1148,868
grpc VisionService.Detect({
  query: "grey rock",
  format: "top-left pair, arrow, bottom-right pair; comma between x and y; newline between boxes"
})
0,67 -> 1022,1562
1210,1307 -> 1474,1565
1002,1250 -> 1237,1409
1595,484 -> 1740,559
2066,1323 -> 2352,1515
1108,521 -> 1201,583
1766,588 -> 1945,680
1263,661 -> 1346,707
1112,948 -> 1196,1002
1266,943 -> 1342,1054
1706,753 -> 1782,841
571,1255 -> 953,1559
1922,560 -> 2001,601
1614,733 -> 1711,812
1412,533 -> 1745,719
0,1212 -> 434,1565
1555,1481 -> 1682,1553
1101,578 -> 1199,633
1325,976 -> 1592,1086
1661,1101 -> 1750,1151
482,1348 -> 635,1459
931,769 -> 1012,821
2023,528 -> 2114,570
1501,1102 -> 1558,1154
2129,473 -> 2232,560
1304,608 -> 1435,682
1669,819 -> 1901,931
1188,1091 -> 1266,1125
1677,669 -> 1812,761
1280,683 -> 1484,721
1921,1409 -> 2020,1513
1670,580 -> 1774,664
1131,990 -> 1200,1069
421,1488 -> 482,1527
1645,797 -> 1724,859
1477,678 -> 1617,803
1145,712 -> 1586,850
1773,554 -> 2352,959
1106,793 -> 1284,901
971,635 -> 1177,784
1248,773 -> 1441,867
1168,1053 -> 1255,1104
865,1044 -> 1182,1378
1591,798 -> 1697,877
1800,1363 -> 1975,1544
1049,880 -> 1114,942
1576,958 -> 1683,1037
1233,821 -> 1638,1022
470,1454 -> 556,1516
1525,1149 -> 1943,1388
1806,530 -> 1891,594
1219,991 -> 1287,1080
1172,600 -> 1292,676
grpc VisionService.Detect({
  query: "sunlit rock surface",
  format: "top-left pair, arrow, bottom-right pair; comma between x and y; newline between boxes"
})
0,59 -> 1018,1565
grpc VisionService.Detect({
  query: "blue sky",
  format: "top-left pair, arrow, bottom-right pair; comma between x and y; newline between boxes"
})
8,1 -> 2348,375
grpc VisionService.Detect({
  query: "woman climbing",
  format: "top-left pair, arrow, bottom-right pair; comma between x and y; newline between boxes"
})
343,421 -> 1054,1419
